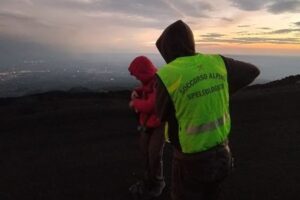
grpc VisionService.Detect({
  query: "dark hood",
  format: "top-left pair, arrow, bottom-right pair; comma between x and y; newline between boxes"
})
156,20 -> 196,63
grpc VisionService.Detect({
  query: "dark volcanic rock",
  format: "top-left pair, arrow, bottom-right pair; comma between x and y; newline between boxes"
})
0,83 -> 299,200
249,74 -> 300,89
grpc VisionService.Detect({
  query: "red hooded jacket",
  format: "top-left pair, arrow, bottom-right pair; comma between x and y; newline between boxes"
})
128,56 -> 161,128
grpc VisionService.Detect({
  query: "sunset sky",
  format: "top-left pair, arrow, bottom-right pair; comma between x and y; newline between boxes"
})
1,0 -> 300,56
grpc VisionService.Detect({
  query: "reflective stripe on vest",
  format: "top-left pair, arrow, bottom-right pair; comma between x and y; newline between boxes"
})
164,122 -> 170,143
157,54 -> 231,153
186,113 -> 230,135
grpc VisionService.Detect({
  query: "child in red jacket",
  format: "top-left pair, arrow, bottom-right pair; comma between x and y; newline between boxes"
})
128,56 -> 165,199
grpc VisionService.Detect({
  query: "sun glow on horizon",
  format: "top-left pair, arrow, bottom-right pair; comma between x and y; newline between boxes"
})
1,0 -> 300,56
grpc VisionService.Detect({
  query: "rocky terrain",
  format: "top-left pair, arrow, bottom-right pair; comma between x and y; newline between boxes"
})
0,75 -> 299,200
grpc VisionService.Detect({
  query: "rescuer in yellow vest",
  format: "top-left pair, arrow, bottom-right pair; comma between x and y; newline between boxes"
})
155,20 -> 260,200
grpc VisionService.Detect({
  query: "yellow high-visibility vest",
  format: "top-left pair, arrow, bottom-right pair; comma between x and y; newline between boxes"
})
157,54 -> 231,153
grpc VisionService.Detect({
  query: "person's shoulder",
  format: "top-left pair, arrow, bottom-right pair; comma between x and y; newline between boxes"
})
156,63 -> 171,75
218,55 -> 238,70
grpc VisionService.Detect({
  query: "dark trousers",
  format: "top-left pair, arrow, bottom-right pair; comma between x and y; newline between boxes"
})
171,144 -> 232,200
139,125 -> 165,186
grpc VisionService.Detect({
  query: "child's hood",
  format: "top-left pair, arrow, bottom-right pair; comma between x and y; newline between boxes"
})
128,56 -> 157,84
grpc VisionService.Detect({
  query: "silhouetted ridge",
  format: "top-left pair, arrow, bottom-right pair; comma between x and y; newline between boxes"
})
249,74 -> 300,89
0,90 -> 131,106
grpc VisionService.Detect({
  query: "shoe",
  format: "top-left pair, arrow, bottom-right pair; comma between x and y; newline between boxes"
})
129,179 -> 165,200
148,178 -> 166,197
129,181 -> 148,200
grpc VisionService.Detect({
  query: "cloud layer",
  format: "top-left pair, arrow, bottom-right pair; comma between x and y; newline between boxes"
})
0,0 -> 299,56
230,0 -> 300,13
198,27 -> 300,45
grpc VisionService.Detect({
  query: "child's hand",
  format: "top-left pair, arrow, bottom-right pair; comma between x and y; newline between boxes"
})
129,101 -> 138,113
129,100 -> 134,108
131,91 -> 139,99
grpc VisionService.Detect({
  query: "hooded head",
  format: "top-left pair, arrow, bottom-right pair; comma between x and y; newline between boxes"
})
156,20 -> 196,63
128,56 -> 157,84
